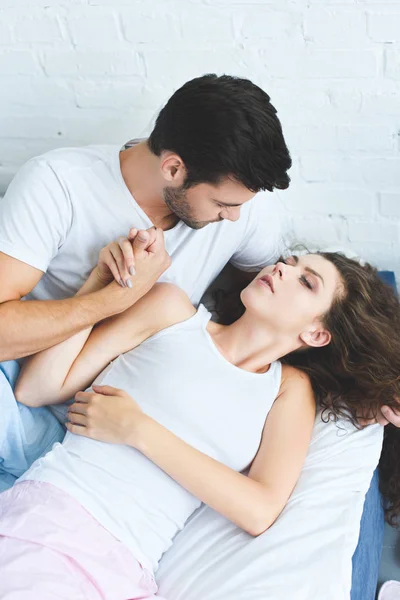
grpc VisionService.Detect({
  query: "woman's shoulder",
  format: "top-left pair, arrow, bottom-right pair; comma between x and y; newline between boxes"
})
146,282 -> 197,333
277,364 -> 315,407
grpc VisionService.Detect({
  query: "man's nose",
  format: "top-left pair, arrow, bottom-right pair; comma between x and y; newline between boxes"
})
222,207 -> 241,222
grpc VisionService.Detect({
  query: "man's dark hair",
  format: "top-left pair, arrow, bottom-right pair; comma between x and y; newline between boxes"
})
148,74 -> 292,192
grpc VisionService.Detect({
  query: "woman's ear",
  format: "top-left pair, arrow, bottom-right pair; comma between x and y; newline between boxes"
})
160,152 -> 186,184
300,326 -> 331,348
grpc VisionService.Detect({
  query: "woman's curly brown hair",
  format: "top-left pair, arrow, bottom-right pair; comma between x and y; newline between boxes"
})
214,252 -> 400,525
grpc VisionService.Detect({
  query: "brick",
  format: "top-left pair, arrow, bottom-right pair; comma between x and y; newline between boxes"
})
288,216 -> 341,246
348,220 -> 399,244
0,0 -> 85,5
66,11 -> 123,47
380,194 -> 400,218
14,15 -> 63,43
304,8 -> 367,47
120,8 -> 180,43
361,91 -> 400,116
0,50 -> 42,76
282,185 -> 375,217
367,12 -> 400,42
0,78 -> 75,109
180,6 -> 233,42
261,47 -> 379,79
43,49 -> 144,77
0,18 -> 13,45
287,125 -> 393,154
335,125 -> 395,153
0,116 -> 64,139
144,48 -> 251,87
241,8 -> 301,40
385,47 -> 400,80
300,156 -> 400,188
361,159 -> 400,188
74,80 -> 152,110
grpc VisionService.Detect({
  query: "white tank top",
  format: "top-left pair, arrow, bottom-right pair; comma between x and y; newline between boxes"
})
20,305 -> 282,573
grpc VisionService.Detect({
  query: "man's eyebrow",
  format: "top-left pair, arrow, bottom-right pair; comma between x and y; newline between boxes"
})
211,198 -> 242,207
290,255 -> 324,286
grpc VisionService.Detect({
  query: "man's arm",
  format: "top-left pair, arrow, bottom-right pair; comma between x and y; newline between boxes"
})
0,251 -> 149,362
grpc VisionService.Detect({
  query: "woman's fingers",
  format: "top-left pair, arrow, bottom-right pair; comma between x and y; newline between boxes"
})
67,411 -> 87,426
118,236 -> 136,281
110,242 -> 130,287
68,402 -> 88,416
66,422 -> 87,436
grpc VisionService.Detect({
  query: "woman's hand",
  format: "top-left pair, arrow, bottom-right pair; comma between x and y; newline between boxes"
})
66,384 -> 145,446
96,227 -> 168,290
96,227 -> 139,287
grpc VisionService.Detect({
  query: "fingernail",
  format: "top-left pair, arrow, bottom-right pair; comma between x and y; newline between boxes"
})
129,266 -> 135,276
126,279 -> 133,288
138,234 -> 147,242
119,279 -> 125,287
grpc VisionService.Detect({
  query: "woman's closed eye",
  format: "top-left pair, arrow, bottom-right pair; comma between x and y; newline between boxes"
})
279,256 -> 314,291
300,274 -> 313,290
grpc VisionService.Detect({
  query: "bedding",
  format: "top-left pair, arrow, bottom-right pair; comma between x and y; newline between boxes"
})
156,414 -> 383,600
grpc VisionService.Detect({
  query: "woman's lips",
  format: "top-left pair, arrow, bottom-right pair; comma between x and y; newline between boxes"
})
257,274 -> 274,292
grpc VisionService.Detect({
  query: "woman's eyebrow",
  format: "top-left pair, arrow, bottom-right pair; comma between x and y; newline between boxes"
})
293,255 -> 325,286
305,267 -> 324,286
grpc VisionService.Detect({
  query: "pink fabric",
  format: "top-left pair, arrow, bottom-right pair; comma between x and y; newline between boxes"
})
0,481 -> 167,600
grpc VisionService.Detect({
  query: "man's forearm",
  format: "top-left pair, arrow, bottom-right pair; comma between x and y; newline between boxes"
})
0,283 -> 139,361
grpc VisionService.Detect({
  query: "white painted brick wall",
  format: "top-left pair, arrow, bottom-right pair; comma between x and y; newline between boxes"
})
0,0 -> 399,281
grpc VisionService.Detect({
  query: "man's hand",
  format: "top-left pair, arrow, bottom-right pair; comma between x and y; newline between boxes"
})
97,226 -> 159,287
132,227 -> 171,290
66,384 -> 146,446
379,405 -> 400,427
358,404 -> 400,428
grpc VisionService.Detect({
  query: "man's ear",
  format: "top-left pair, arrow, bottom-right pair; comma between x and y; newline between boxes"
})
160,152 -> 186,184
300,326 -> 331,348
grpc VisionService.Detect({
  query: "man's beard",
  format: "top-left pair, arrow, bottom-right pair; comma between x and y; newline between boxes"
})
163,185 -> 220,230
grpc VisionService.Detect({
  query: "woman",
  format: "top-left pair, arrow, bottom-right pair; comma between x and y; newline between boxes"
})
0,229 -> 399,600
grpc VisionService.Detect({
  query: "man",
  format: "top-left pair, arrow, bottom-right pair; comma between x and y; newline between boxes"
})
0,73 -> 290,361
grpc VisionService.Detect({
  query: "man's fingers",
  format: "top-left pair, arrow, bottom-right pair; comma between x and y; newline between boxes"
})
148,227 -> 165,253
376,412 -> 389,427
381,405 -> 400,427
133,230 -> 150,253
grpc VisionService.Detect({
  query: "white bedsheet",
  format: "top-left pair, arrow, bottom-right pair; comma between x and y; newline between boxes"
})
156,414 -> 383,600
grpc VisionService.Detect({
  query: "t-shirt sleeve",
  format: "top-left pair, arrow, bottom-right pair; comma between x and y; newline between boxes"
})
230,192 -> 286,271
0,158 -> 73,272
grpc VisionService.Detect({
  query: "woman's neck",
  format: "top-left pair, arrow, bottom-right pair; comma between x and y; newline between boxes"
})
208,312 -> 301,374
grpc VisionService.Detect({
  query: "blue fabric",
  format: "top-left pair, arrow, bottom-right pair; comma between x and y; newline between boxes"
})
0,360 -> 65,492
351,469 -> 385,600
351,270 -> 397,598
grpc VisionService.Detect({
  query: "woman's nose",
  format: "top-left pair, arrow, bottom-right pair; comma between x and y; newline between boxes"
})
273,262 -> 286,278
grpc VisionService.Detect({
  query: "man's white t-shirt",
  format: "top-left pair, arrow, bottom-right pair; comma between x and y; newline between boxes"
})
0,145 -> 284,305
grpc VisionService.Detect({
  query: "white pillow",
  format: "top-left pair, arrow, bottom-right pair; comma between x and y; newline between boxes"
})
156,415 -> 383,600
